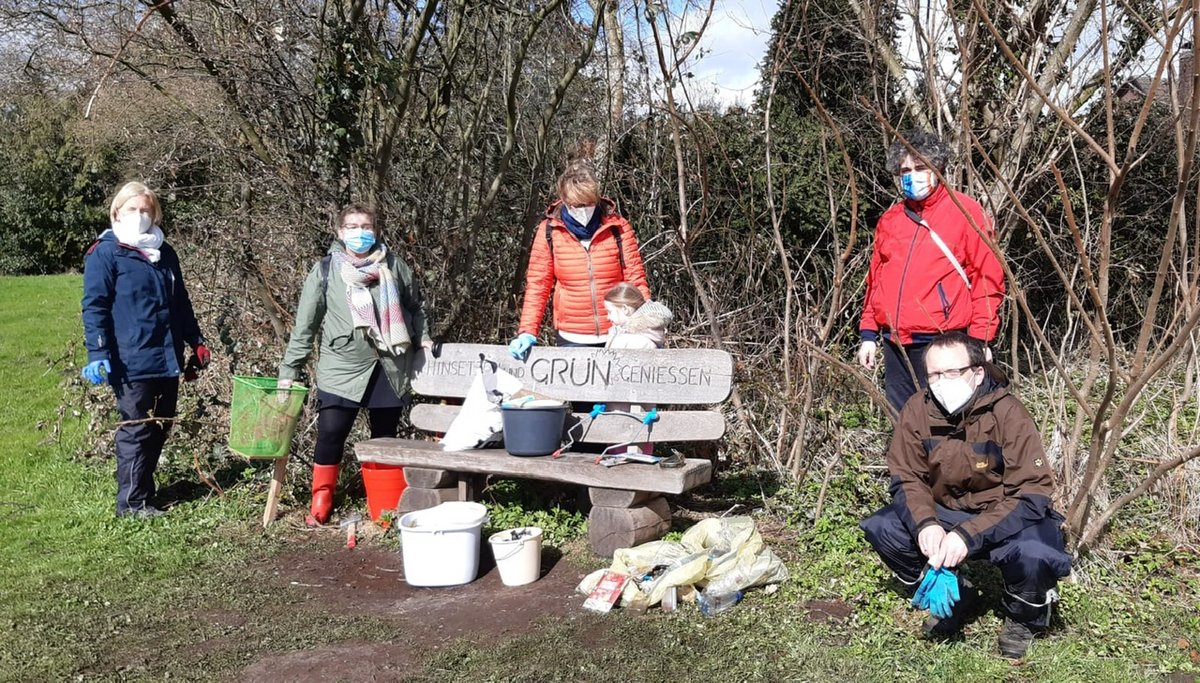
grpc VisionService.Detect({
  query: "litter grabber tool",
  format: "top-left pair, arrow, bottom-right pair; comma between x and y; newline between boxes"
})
340,512 -> 363,549
583,404 -> 662,465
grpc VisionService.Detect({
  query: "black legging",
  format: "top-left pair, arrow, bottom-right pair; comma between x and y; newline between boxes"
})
313,406 -> 404,466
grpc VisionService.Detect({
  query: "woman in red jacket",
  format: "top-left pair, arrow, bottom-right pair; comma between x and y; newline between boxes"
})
509,157 -> 650,358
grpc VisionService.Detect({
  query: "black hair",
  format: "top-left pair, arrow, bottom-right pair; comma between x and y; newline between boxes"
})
928,331 -> 986,366
928,331 -> 1009,385
885,129 -> 952,175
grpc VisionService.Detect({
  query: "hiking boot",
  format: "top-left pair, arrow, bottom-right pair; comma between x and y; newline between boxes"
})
997,617 -> 1036,659
921,578 -> 979,639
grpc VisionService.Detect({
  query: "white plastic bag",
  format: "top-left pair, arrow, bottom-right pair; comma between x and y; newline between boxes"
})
440,358 -> 523,451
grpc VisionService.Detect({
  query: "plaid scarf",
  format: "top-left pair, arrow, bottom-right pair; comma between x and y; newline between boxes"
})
332,246 -> 411,354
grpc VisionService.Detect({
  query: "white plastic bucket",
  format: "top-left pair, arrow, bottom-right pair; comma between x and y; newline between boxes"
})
398,502 -> 489,587
488,526 -> 543,586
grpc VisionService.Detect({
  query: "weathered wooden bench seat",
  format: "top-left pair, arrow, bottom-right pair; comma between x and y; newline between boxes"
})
355,343 -> 734,556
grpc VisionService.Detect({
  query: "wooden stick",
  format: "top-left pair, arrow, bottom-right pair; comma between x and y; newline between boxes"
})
262,458 -> 288,528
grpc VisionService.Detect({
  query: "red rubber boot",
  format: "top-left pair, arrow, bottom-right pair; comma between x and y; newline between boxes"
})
306,464 -> 340,526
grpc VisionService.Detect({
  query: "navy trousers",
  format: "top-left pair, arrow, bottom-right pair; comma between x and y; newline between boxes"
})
882,339 -> 929,413
112,378 -> 179,515
861,501 -> 1073,627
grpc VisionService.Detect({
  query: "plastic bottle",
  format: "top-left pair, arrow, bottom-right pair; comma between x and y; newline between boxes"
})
698,571 -> 745,616
697,586 -> 744,616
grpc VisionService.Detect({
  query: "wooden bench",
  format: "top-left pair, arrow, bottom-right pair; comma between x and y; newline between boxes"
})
355,343 -> 734,556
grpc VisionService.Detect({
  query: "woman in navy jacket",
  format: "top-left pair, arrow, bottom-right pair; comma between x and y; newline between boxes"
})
81,182 -> 209,518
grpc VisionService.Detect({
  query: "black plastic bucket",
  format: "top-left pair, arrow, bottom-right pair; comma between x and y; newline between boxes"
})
500,401 -> 569,456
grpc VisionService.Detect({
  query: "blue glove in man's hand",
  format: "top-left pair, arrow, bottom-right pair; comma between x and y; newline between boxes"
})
81,360 -> 111,385
925,568 -> 961,620
508,333 -> 537,360
911,567 -> 937,610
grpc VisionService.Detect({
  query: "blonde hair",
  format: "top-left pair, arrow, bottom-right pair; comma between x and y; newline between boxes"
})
556,141 -> 601,207
109,182 -> 163,225
604,282 -> 645,309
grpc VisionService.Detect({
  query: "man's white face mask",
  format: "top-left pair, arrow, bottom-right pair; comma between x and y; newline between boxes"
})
929,368 -> 981,415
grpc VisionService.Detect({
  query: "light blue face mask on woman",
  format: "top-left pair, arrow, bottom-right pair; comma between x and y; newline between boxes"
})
342,228 -> 376,253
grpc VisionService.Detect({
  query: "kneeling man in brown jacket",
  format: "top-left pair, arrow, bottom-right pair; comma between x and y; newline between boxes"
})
861,331 -> 1071,660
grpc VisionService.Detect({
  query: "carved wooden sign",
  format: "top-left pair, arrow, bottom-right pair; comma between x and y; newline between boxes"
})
411,343 -> 734,404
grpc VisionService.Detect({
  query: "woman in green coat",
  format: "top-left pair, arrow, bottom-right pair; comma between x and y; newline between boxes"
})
278,203 -> 432,525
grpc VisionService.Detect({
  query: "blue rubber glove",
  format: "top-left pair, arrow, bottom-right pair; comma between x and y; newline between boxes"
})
81,359 -> 111,385
925,568 -> 961,620
911,567 -> 937,610
508,333 -> 537,360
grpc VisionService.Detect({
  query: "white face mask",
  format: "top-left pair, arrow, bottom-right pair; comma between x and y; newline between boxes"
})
901,170 -> 938,201
567,205 -> 596,225
117,211 -> 153,235
929,375 -> 978,415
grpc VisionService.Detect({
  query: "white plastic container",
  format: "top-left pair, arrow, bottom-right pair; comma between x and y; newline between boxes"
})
488,526 -> 543,586
398,502 -> 489,587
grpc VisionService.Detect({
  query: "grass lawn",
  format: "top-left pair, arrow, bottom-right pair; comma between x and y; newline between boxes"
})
0,274 -> 1197,682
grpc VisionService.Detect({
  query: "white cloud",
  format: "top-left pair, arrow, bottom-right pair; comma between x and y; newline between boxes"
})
683,0 -> 777,109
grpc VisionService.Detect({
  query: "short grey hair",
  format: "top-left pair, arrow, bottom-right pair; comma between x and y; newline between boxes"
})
885,129 -> 952,175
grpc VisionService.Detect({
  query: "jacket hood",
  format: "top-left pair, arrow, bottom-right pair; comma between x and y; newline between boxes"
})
622,300 -> 674,333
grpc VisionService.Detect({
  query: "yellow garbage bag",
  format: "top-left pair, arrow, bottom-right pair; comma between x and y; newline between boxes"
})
577,516 -> 789,608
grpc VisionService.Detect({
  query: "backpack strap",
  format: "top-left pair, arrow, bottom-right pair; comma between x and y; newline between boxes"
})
611,221 -> 626,271
319,254 -> 333,293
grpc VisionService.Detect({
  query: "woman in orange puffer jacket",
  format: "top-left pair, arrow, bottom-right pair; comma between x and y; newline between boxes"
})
509,157 -> 651,358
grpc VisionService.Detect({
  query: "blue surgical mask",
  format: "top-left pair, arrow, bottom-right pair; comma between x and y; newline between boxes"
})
342,228 -> 376,253
901,171 -> 938,201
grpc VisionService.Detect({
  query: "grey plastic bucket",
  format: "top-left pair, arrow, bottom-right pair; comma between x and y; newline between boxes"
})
500,400 -> 568,456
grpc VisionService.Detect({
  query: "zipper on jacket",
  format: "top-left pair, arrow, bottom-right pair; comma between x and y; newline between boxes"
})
584,243 -> 601,335
893,227 -> 923,338
936,281 -> 950,321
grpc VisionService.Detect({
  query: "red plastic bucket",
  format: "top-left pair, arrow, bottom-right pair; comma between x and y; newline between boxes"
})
361,463 -> 407,523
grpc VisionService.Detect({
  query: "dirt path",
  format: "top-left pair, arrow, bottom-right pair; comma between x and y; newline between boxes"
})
238,535 -> 593,681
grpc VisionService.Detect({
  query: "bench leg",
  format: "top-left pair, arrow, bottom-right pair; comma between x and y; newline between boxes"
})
398,487 -> 459,512
397,467 -> 459,514
587,493 -> 671,557
457,474 -> 485,501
